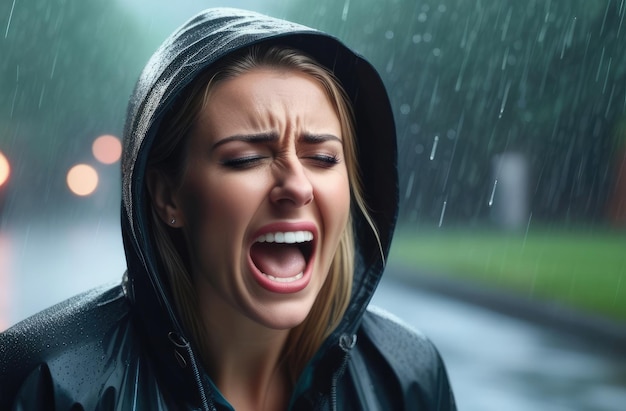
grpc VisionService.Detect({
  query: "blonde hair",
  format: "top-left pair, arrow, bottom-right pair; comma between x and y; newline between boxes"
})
147,45 -> 377,382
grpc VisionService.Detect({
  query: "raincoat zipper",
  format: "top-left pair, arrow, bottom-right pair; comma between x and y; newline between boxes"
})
170,332 -> 214,411
330,334 -> 357,411
184,342 -> 214,411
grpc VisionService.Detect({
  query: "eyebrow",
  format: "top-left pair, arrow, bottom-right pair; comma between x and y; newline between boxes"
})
212,132 -> 278,149
300,133 -> 343,145
212,132 -> 342,149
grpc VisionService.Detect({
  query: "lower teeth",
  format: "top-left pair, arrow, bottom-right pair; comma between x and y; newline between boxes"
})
263,272 -> 304,283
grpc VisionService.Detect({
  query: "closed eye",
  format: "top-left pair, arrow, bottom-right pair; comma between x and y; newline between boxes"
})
306,154 -> 341,168
221,156 -> 267,169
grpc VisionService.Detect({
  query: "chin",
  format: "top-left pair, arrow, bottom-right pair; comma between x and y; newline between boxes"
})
251,298 -> 317,330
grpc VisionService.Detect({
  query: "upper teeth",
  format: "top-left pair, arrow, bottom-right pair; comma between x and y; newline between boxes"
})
255,231 -> 313,244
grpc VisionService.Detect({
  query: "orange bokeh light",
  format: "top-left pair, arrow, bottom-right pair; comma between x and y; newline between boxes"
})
92,135 -> 122,165
0,151 -> 10,188
67,164 -> 99,196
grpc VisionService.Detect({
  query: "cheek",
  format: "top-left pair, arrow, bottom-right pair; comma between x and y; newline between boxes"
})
318,172 -> 351,233
180,174 -> 265,247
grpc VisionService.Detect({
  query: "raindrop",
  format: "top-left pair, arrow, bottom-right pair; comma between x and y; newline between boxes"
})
488,179 -> 498,207
600,0 -> 612,35
341,0 -> 350,21
438,4 -> 447,13
430,135 -> 440,160
442,112 -> 464,191
386,56 -> 394,73
415,144 -> 424,154
400,104 -> 411,115
405,171 -> 415,199
385,30 -> 394,40
567,17 -> 577,48
418,13 -> 428,23
501,7 -> 512,41
455,57 -> 468,91
499,80 -> 512,118
428,77 -> 439,120
537,23 -> 548,43
501,47 -> 510,70
605,84 -> 616,118
5,0 -> 16,39
460,18 -> 469,48
423,32 -> 433,42
433,48 -> 441,57
50,52 -> 59,79
522,212 -> 533,250
602,57 -> 612,94
10,65 -> 19,117
595,47 -> 605,82
38,85 -> 46,109
412,34 -> 422,43
438,199 -> 447,227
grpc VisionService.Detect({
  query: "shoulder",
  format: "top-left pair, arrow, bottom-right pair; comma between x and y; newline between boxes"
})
353,305 -> 457,410
0,284 -> 137,409
360,305 -> 435,364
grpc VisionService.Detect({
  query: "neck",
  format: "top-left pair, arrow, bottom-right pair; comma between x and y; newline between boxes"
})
196,287 -> 292,410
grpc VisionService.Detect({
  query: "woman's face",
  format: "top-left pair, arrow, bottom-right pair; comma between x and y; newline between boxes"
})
170,68 -> 350,330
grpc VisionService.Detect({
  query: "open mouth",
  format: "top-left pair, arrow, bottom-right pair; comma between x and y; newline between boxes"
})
250,230 -> 314,285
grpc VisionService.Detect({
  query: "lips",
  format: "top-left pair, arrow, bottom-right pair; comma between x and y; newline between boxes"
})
248,223 -> 317,293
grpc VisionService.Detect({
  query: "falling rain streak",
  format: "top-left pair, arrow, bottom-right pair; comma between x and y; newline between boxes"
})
522,212 -> 533,251
438,199 -> 447,228
602,57 -> 612,94
405,171 -> 414,199
560,17 -> 576,59
5,0 -> 16,38
430,135 -> 439,160
499,80 -> 511,118
341,0 -> 350,21
50,52 -> 58,79
10,65 -> 19,118
488,179 -> 498,207
600,0 -> 612,35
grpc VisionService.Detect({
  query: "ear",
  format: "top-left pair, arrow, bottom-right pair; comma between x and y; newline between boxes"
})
146,169 -> 183,227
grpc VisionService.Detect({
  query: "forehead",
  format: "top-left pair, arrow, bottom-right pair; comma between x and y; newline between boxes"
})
195,68 -> 341,137
210,68 -> 330,105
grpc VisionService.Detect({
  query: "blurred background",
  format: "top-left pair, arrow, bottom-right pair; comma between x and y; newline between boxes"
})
1,0 -> 625,410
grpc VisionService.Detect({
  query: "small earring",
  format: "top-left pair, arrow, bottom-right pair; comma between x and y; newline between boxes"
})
170,218 -> 176,225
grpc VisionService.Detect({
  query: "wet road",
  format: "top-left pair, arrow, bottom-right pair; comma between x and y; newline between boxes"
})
1,221 -> 625,410
372,279 -> 626,411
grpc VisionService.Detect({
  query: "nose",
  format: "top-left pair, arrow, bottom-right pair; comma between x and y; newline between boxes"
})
269,157 -> 314,207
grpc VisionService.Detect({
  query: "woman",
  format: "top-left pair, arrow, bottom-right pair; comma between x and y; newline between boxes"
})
0,8 -> 456,410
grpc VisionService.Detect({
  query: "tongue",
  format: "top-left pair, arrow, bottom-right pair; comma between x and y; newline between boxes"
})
250,243 -> 306,278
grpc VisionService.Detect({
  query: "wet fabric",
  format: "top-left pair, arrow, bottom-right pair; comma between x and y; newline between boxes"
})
0,8 -> 456,410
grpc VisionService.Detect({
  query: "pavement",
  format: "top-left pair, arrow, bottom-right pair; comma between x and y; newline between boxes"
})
387,263 -> 626,355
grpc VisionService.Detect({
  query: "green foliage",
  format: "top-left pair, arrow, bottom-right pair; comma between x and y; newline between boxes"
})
391,228 -> 626,321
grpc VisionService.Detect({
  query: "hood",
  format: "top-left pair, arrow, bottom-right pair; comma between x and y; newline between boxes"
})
120,7 -> 398,407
